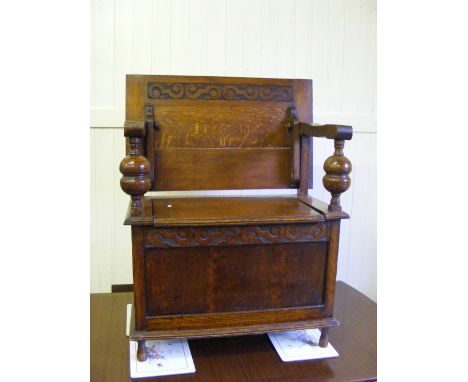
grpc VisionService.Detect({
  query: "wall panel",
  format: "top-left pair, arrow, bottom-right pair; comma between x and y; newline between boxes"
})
151,0 -> 171,74
206,0 -> 226,75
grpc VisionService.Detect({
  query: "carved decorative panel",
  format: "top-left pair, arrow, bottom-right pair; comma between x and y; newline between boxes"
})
153,104 -> 289,148
147,82 -> 294,101
145,223 -> 328,248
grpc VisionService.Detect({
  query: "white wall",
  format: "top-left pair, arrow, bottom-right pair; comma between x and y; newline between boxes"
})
91,0 -> 377,301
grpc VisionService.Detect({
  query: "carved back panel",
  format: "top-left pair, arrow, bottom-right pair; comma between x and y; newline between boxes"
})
126,75 -> 312,191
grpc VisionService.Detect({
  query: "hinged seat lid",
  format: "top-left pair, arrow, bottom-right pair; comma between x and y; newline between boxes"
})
124,196 -> 325,226
152,196 -> 324,226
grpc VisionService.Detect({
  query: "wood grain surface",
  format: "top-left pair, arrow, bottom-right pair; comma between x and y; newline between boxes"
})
152,148 -> 291,190
125,75 -> 312,191
90,281 -> 376,382
152,196 -> 325,226
144,242 -> 327,316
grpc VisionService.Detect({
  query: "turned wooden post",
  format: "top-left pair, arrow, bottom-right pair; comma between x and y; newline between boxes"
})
323,139 -> 352,212
119,121 -> 152,216
136,340 -> 148,362
319,327 -> 329,348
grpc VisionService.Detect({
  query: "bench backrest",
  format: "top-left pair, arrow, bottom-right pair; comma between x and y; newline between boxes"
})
126,75 -> 312,191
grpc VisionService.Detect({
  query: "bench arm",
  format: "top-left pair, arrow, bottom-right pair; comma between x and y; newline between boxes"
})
285,107 -> 353,212
119,121 -> 152,216
300,122 -> 352,212
297,122 -> 353,141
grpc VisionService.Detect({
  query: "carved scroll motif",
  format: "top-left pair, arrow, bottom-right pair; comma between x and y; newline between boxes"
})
145,223 -> 327,248
147,82 -> 294,102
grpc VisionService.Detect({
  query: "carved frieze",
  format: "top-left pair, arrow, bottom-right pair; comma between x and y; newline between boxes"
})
147,82 -> 293,102
145,223 -> 327,248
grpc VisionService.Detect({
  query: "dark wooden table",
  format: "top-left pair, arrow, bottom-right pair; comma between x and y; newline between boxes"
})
91,281 -> 376,382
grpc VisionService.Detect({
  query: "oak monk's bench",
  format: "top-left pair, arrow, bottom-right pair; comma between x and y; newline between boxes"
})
119,75 -> 353,362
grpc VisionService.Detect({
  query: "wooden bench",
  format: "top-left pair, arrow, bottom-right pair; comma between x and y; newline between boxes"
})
119,75 -> 353,362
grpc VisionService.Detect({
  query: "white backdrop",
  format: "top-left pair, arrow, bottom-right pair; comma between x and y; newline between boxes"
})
91,0 -> 376,301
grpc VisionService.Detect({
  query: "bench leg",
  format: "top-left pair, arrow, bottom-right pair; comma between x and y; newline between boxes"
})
319,327 -> 329,348
137,340 -> 147,362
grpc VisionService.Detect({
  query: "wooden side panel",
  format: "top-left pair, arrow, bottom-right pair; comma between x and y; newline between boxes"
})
144,242 -> 327,317
153,148 -> 290,190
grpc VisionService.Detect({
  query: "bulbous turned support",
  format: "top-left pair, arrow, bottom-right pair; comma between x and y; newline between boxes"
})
288,113 -> 353,209
119,121 -> 152,216
323,140 -> 352,212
